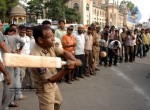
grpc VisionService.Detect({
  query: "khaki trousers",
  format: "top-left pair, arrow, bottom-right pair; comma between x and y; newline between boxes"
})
37,84 -> 63,110
93,46 -> 100,70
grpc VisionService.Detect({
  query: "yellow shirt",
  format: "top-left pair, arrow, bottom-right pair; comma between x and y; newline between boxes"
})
143,33 -> 149,45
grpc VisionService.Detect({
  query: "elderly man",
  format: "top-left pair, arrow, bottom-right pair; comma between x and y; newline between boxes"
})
73,24 -> 86,79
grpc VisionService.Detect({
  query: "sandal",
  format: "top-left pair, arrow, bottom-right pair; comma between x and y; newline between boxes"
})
9,102 -> 19,107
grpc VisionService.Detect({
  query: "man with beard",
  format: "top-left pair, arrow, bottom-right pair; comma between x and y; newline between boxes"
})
73,24 -> 86,80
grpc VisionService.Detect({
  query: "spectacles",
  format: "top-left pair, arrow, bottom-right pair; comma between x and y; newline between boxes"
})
41,36 -> 50,39
41,35 -> 54,39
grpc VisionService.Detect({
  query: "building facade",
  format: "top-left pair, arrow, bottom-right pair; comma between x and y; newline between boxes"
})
67,0 -> 135,28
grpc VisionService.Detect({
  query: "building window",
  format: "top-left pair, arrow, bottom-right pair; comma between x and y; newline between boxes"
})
86,3 -> 89,11
74,3 -> 79,10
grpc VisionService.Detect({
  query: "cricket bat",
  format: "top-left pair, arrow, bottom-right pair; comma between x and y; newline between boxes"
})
3,53 -> 67,68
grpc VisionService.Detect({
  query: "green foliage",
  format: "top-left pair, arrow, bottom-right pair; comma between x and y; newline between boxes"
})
45,0 -> 65,20
120,0 -> 135,11
27,0 -> 43,13
0,0 -> 6,22
0,0 -> 19,22
65,7 -> 80,23
45,0 -> 80,23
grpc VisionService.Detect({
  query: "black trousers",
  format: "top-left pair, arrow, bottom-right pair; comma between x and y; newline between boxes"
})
74,54 -> 85,78
108,48 -> 118,65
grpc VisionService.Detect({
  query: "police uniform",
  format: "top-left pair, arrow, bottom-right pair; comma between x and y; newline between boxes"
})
31,44 -> 62,110
92,31 -> 100,70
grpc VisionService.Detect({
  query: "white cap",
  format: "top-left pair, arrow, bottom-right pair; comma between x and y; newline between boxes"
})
78,24 -> 84,28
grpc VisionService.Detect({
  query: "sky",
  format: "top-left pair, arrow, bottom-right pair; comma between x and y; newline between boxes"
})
110,0 -> 150,23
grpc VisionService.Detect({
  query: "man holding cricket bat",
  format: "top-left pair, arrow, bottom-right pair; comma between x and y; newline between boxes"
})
31,25 -> 81,110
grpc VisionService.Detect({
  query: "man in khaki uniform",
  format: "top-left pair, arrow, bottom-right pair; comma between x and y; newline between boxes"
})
31,25 -> 81,110
92,25 -> 101,71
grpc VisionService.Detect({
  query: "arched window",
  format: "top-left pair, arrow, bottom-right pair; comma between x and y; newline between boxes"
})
74,3 -> 79,10
86,3 -> 89,11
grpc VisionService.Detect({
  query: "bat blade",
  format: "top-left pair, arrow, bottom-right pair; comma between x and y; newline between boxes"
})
4,53 -> 66,68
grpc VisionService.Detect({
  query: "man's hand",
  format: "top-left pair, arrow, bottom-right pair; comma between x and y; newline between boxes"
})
67,60 -> 76,69
5,74 -> 11,85
74,59 -> 82,67
16,49 -> 21,54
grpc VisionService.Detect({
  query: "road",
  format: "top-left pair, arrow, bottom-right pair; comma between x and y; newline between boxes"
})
1,52 -> 150,110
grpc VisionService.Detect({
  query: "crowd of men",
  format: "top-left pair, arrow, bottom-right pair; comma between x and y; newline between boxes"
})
0,19 -> 150,110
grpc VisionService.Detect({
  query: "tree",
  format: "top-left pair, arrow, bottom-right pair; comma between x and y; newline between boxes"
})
120,0 -> 135,12
45,0 -> 80,23
0,0 -> 6,22
27,0 -> 44,19
5,0 -> 19,22
65,7 -> 80,23
45,0 -> 65,20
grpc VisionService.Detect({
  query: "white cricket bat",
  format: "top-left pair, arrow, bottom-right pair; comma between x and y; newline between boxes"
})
3,53 -> 67,68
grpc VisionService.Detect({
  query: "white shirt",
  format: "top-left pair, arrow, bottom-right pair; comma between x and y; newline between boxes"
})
132,34 -> 137,45
19,35 -> 30,55
73,32 -> 85,55
30,37 -> 35,53
109,40 -> 121,49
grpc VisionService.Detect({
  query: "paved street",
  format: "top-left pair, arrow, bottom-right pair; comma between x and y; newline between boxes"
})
1,52 -> 150,110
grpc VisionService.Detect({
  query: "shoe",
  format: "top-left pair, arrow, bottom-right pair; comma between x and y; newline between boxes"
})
71,79 -> 75,81
104,65 -> 108,68
108,64 -> 112,67
9,102 -> 19,107
95,68 -> 100,71
84,74 -> 90,77
90,73 -> 95,75
114,64 -> 117,66
67,81 -> 72,84
79,75 -> 84,78
15,96 -> 27,101
74,78 -> 80,81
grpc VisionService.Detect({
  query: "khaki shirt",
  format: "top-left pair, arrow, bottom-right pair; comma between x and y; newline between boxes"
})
93,31 -> 101,47
31,44 -> 57,92
120,32 -> 127,42
84,33 -> 93,50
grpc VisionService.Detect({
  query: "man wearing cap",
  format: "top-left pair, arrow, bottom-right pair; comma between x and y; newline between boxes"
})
73,24 -> 86,79
92,25 -> 101,71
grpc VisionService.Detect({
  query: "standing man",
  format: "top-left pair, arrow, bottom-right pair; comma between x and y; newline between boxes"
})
0,22 -> 18,109
92,25 -> 101,71
73,24 -> 86,79
31,25 -> 81,110
84,26 -> 95,75
120,27 -> 127,59
54,20 -> 66,41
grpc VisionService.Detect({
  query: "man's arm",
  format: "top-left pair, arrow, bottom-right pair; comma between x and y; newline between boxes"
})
15,37 -> 25,53
0,42 -> 9,53
0,62 -> 11,85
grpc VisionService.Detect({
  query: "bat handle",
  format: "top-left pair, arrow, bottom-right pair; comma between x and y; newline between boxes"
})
61,61 -> 67,65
